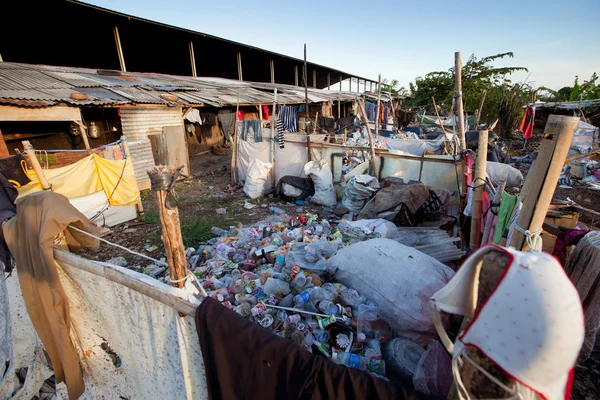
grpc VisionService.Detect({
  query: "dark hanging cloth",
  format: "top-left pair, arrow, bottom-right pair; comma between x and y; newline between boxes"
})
337,116 -> 355,131
218,110 -> 236,143
317,117 -> 335,134
0,154 -> 31,187
396,110 -> 415,128
195,297 -> 434,400
200,113 -> 217,126
0,172 -> 17,268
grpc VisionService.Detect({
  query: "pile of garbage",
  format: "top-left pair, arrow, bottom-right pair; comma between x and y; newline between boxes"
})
157,212 -> 455,396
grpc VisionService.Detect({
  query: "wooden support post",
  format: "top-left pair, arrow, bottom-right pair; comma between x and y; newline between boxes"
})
327,73 -> 330,90
270,60 -> 275,84
481,179 -> 506,245
113,26 -> 126,72
312,70 -> 317,88
349,78 -> 352,92
375,74 -> 382,140
339,76 -> 342,91
231,92 -> 241,184
389,97 -> 398,133
509,115 -> 579,250
294,65 -> 299,86
271,89 -> 277,188
470,130 -> 488,251
74,121 -> 91,150
303,44 -> 309,124
474,89 -> 487,128
22,141 -> 50,190
147,167 -> 187,289
357,100 -> 378,178
364,79 -> 367,92
307,135 -> 311,162
189,42 -> 197,77
313,112 -> 319,134
0,129 -> 10,157
431,96 -> 446,133
237,52 -> 243,81
337,101 -> 341,119
121,138 -> 144,214
258,104 -> 263,120
455,51 -> 466,149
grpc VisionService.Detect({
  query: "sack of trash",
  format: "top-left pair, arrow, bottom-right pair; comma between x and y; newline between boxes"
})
243,159 -> 272,199
326,239 -> 455,345
342,175 -> 380,215
412,340 -> 453,398
304,161 -> 336,207
383,338 -> 425,385
358,183 -> 430,222
486,161 -> 523,188
276,176 -> 315,203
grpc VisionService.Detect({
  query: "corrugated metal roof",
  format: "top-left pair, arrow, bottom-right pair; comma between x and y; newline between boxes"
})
0,62 -> 360,108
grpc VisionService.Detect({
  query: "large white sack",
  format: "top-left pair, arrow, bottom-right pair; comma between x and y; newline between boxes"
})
341,175 -> 380,215
304,161 -> 336,207
486,161 -> 523,187
244,159 -> 272,199
327,239 -> 455,346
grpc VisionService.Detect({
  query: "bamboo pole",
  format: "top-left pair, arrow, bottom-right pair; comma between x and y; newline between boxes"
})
481,179 -> 506,245
357,100 -> 378,178
147,167 -> 187,289
469,130 -> 488,251
375,74 -> 382,140
337,101 -> 341,119
271,89 -> 277,188
304,44 -> 309,121
313,112 -> 319,134
389,96 -> 397,133
22,140 -> 51,190
455,52 -> 466,149
474,90 -> 487,128
74,121 -> 91,150
431,96 -> 446,133
509,115 -> 579,250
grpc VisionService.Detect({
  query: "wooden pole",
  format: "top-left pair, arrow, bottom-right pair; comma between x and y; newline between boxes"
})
303,44 -> 309,128
74,121 -> 91,150
271,89 -> 277,188
357,100 -> 378,178
189,41 -> 197,77
313,112 -> 319,134
294,65 -> 299,87
481,179 -> 506,245
22,140 -> 51,190
469,130 -> 488,251
113,26 -> 126,72
375,74 -> 382,140
231,92 -> 241,184
455,51 -> 466,149
327,73 -> 331,90
0,129 -> 10,157
337,101 -> 341,119
474,89 -> 487,128
509,115 -> 579,250
237,52 -> 243,81
270,60 -> 275,84
339,76 -> 342,91
313,70 -> 317,89
431,96 -> 446,133
389,96 -> 398,133
147,167 -> 187,289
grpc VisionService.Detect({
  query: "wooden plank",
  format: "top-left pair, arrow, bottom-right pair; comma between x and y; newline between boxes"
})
0,105 -> 81,122
148,125 -> 190,176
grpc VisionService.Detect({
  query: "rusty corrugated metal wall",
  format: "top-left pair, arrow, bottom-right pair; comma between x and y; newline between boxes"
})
120,106 -> 184,189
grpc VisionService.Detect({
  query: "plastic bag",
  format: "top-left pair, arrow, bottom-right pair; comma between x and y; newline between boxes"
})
383,338 -> 425,384
244,159 -> 272,199
341,219 -> 397,239
342,175 -> 380,215
304,161 -> 336,207
327,239 -> 455,346
413,340 -> 453,398
486,161 -> 523,188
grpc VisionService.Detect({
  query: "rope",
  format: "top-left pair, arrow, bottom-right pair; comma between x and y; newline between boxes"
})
513,224 -> 543,252
68,225 -> 168,267
25,139 -> 125,154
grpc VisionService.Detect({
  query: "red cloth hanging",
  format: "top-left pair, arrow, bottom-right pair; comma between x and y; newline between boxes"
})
519,106 -> 535,139
236,110 -> 245,120
262,105 -> 270,120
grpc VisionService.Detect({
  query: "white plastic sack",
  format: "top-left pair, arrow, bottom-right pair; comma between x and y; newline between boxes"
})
282,183 -> 303,198
327,239 -> 455,346
244,159 -> 273,199
486,161 -> 523,188
304,161 -> 336,207
342,175 -> 380,215
342,219 -> 397,239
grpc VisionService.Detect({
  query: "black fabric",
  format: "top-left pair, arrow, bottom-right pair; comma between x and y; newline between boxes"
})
200,112 -> 217,126
337,116 -> 355,131
195,297 -> 435,400
276,176 -> 314,203
317,117 -> 335,134
0,154 -> 31,187
396,110 -> 415,128
0,172 -> 18,268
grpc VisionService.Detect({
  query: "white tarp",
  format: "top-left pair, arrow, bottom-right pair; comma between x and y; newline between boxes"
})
385,135 -> 445,156
2,251 -> 209,400
571,120 -> 599,154
69,191 -> 137,227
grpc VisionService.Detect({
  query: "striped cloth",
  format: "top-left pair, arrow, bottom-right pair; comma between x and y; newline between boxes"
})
276,106 -> 298,148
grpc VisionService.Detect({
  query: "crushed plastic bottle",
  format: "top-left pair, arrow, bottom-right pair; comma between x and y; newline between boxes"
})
333,350 -> 368,371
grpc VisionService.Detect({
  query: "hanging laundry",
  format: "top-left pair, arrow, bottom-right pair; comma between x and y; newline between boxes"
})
520,105 -> 535,139
364,102 -> 375,122
277,106 -> 298,133
236,110 -> 245,120
382,103 -> 389,130
184,109 -> 202,125
262,105 -> 270,120
240,120 -> 262,142
200,112 -> 217,126
276,119 -> 285,149
336,115 -> 355,131
218,110 -> 236,144
317,116 -> 335,134
491,191 -> 518,244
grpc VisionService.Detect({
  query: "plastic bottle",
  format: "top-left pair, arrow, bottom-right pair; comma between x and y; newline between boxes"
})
211,227 -> 228,236
317,300 -> 339,316
333,351 -> 368,371
341,288 -> 366,308
270,206 -> 285,215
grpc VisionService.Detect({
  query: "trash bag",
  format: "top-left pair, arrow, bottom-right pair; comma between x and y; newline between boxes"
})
358,183 -> 430,222
413,340 -> 453,398
383,338 -> 425,385
327,239 -> 455,346
341,175 -> 380,215
243,159 -> 272,199
486,161 -> 523,188
339,219 -> 397,239
276,176 -> 314,203
303,161 -> 336,207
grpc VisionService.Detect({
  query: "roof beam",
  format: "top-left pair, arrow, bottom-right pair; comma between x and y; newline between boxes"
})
113,26 -> 126,72
189,41 -> 197,77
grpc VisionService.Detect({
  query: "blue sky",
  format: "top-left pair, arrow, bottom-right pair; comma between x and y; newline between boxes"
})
87,0 -> 599,91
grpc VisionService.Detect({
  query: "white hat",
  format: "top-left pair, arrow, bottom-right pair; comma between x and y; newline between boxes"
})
430,245 -> 584,400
